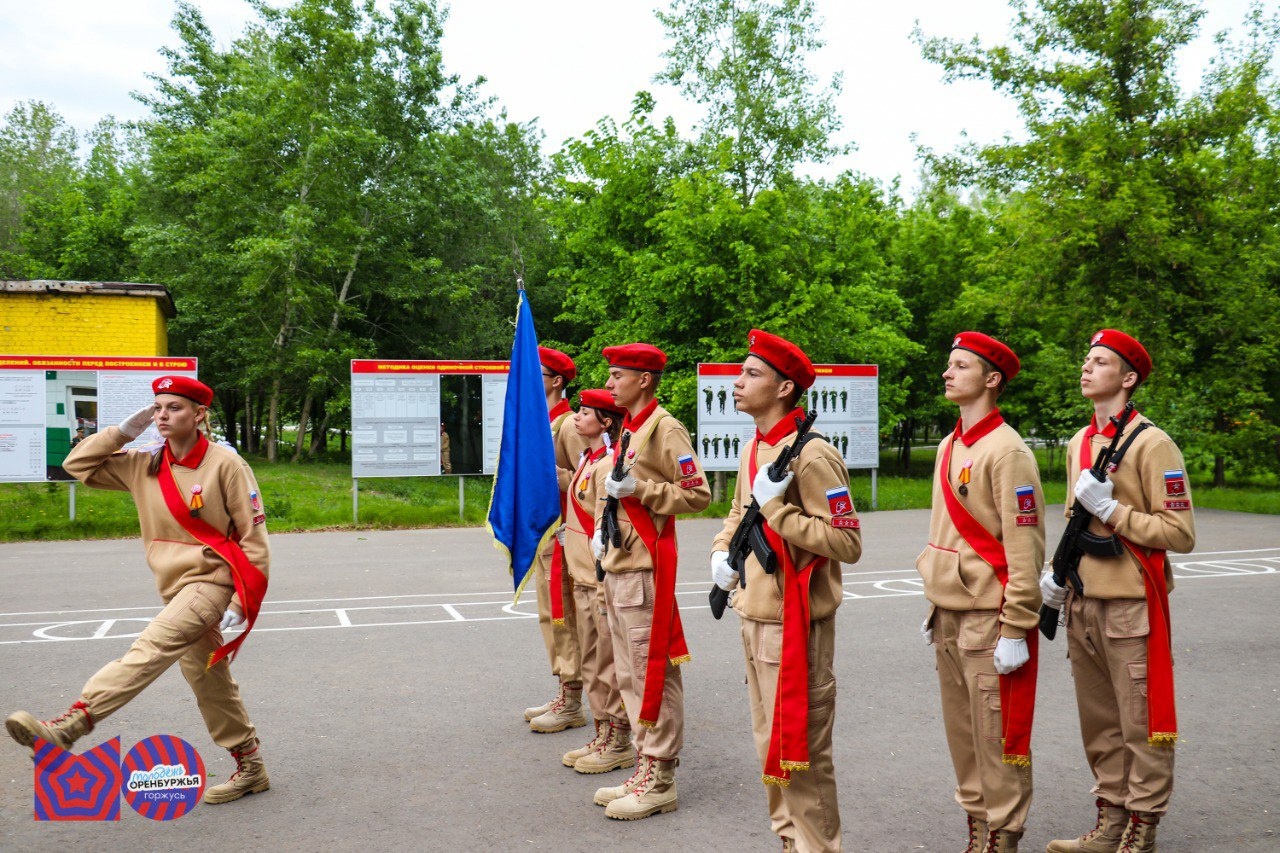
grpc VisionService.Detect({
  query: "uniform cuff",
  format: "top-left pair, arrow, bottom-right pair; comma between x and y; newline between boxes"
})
1000,624 -> 1028,640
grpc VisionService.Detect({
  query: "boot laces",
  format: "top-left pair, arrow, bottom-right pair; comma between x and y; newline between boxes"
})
985,829 -> 1002,852
1081,799 -> 1109,841
964,817 -> 980,852
229,745 -> 258,781
1117,814 -> 1151,851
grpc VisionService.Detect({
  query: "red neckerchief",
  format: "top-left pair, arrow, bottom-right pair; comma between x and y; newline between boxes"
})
938,422 -> 1038,765
1078,407 -> 1135,470
547,401 -> 574,624
1076,413 -> 1175,746
955,408 -> 1004,447
621,398 -> 659,435
169,433 -> 210,469
158,440 -> 268,670
747,414 -> 827,786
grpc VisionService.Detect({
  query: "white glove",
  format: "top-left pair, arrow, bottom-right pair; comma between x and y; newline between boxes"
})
751,467 -> 794,506
1074,470 -> 1119,523
592,529 -> 606,560
118,404 -> 157,439
554,525 -> 566,546
710,550 -> 738,591
921,617 -> 934,645
1040,570 -> 1067,609
993,637 -> 1030,675
604,472 -> 637,499
220,606 -> 244,632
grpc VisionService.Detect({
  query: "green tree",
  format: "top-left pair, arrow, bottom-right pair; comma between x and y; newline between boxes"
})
0,102 -> 80,278
918,0 -> 1280,483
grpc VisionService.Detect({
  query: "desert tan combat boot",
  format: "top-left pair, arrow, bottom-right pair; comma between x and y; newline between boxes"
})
1047,799 -> 1129,852
529,682 -> 587,733
203,738 -> 270,804
593,754 -> 651,806
604,757 -> 678,820
982,828 -> 1021,852
563,719 -> 608,767
1115,812 -> 1158,853
574,721 -> 636,774
6,701 -> 94,753
965,816 -> 989,853
524,682 -> 564,722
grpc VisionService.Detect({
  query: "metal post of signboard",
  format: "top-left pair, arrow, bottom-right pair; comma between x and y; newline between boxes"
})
871,468 -> 878,511
458,475 -> 465,522
353,477 -> 359,525
69,482 -> 76,520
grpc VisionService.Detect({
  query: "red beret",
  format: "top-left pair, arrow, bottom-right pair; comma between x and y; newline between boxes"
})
1089,329 -> 1151,381
578,388 -> 626,417
951,332 -> 1020,382
602,343 -> 666,373
153,375 -> 214,406
538,346 -> 577,382
747,329 -> 816,390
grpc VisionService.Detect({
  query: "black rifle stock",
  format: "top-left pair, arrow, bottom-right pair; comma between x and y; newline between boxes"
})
596,431 -> 631,582
1038,401 -> 1136,640
710,410 -> 818,620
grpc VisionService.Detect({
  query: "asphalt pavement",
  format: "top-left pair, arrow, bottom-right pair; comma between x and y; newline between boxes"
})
1,507 -> 1276,851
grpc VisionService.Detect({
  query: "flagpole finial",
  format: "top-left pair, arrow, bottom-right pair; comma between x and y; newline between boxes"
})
516,275 -> 525,292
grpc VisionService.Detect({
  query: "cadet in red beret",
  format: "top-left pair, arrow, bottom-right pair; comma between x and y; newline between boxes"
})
7,377 -> 273,805
709,330 -> 861,850
592,342 -> 709,820
557,390 -> 633,775
1044,331 -> 1193,853
917,332 -> 1045,850
524,347 -> 589,733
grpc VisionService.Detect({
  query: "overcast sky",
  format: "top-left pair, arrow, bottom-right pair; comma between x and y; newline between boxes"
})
0,0 -> 1265,193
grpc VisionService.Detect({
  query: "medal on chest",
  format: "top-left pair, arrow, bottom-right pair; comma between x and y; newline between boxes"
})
958,459 -> 972,497
189,484 -> 204,517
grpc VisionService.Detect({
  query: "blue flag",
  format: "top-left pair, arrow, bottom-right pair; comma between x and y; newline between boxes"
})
487,290 -> 559,600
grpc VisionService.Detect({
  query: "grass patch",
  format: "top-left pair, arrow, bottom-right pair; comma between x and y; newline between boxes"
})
0,451 -> 1270,543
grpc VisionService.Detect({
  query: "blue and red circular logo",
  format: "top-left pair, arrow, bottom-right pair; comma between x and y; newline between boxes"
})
121,735 -> 205,820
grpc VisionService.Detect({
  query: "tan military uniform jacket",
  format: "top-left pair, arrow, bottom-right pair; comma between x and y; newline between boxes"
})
1066,412 -> 1195,599
63,426 -> 271,605
596,402 -> 711,573
916,415 -> 1044,638
564,446 -> 608,585
712,425 -> 861,623
552,405 -> 588,496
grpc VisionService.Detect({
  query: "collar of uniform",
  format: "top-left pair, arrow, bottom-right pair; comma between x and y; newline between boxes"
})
623,398 -> 659,431
168,432 -> 210,469
548,398 -> 571,423
954,408 -> 1004,447
756,407 -> 806,447
1087,406 -> 1136,440
587,445 -> 608,463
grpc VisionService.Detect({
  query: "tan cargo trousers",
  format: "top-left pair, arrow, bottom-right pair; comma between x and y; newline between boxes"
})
80,581 -> 257,749
571,580 -> 625,723
533,539 -> 582,682
932,607 -> 1033,833
742,615 -> 841,852
603,570 -> 683,759
1066,594 -> 1174,814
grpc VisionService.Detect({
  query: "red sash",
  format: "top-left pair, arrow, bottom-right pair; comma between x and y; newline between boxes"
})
547,402 -> 573,624
1080,421 -> 1177,746
939,428 -> 1038,765
621,498 -> 691,728
746,427 -> 827,786
158,441 -> 268,670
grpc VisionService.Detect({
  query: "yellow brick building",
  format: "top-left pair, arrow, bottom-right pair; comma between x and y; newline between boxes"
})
0,279 -> 176,356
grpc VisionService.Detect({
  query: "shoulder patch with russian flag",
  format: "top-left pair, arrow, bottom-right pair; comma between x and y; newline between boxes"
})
1164,469 -> 1186,496
826,485 -> 853,517
678,453 -> 697,476
1015,484 -> 1036,513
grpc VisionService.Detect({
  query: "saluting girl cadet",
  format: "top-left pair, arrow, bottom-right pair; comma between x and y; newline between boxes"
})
5,376 -> 271,805
558,389 -> 635,775
523,347 -> 589,732
590,343 -> 711,820
710,330 -> 862,852
1043,331 -> 1194,853
917,333 -> 1045,853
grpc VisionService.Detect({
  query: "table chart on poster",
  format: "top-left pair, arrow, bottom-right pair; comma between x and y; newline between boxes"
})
695,363 -> 879,472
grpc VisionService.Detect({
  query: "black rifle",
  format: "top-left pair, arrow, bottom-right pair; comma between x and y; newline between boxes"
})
709,410 -> 818,620
1039,401 -> 1136,640
596,430 -> 631,581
